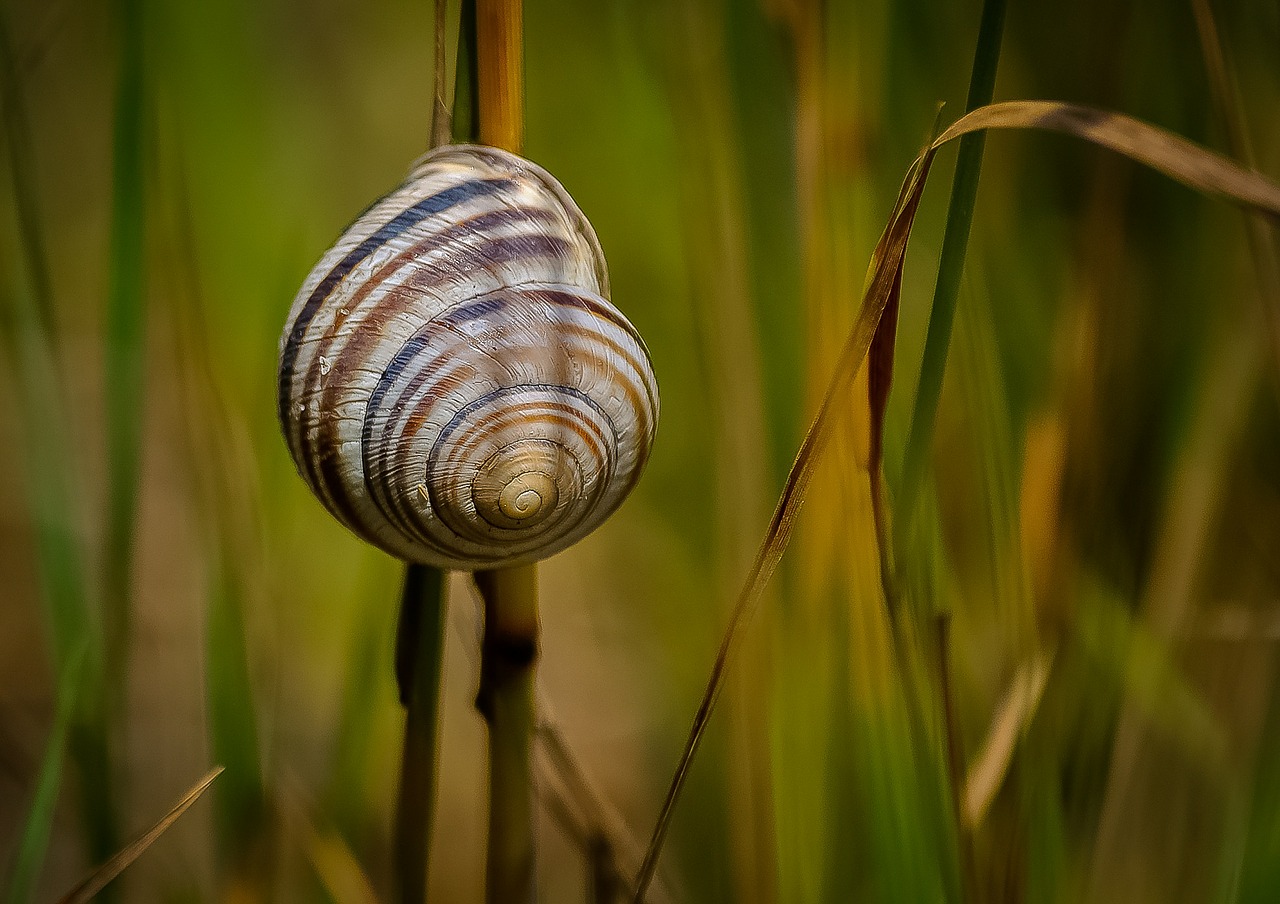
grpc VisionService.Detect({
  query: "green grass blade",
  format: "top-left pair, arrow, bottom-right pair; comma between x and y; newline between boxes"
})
0,0 -> 92,677
101,0 -> 147,712
0,3 -> 118,874
0,12 -> 56,337
4,645 -> 86,904
895,0 -> 1006,534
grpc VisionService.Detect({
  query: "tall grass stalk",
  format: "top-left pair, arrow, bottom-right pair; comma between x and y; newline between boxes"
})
895,0 -> 1006,538
0,5 -> 119,878
475,564 -> 539,904
390,5 -> 471,901
471,2 -> 539,901
102,0 -> 147,728
393,564 -> 447,903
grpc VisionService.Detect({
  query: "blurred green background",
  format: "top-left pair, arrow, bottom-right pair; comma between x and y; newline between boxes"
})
3,0 -> 1280,901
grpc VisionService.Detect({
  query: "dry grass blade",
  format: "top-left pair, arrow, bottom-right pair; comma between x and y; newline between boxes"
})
933,101 -> 1280,216
535,699 -> 679,904
632,155 -> 937,901
962,647 -> 1054,827
638,97 -> 1280,899
867,265 -> 902,606
54,766 -> 224,904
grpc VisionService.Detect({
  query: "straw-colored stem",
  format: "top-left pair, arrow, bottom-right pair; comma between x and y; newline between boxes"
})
393,564 -> 447,904
471,4 -> 533,900
476,0 -> 523,152
475,564 -> 539,904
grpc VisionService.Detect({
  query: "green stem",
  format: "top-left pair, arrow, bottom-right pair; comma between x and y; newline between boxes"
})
388,4 -> 480,896
452,0 -> 479,145
102,0 -> 146,744
895,0 -> 1006,537
393,564 -> 448,904
475,564 -> 540,904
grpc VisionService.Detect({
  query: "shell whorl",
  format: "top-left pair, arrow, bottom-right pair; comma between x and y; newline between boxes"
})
278,145 -> 658,569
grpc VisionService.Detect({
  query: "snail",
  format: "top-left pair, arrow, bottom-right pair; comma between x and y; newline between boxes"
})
278,144 -> 659,570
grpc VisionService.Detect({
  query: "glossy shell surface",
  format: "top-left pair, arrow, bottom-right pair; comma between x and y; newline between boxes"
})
279,145 -> 658,568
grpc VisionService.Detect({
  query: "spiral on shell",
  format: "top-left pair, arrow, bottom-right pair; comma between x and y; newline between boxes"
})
278,145 -> 659,569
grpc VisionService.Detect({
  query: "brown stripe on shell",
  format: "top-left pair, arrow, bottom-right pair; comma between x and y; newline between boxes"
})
278,143 -> 659,569
307,230 -> 580,521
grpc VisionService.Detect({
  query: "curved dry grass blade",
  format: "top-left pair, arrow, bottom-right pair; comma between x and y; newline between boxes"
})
962,647 -> 1054,827
867,264 -> 902,607
54,766 -> 224,904
932,101 -> 1280,216
632,155 -> 937,901
637,98 -> 1280,900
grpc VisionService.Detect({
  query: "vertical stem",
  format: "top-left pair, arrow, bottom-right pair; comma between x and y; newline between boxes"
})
453,0 -> 479,145
390,7 -> 475,899
895,0 -> 1006,536
476,0 -> 523,152
475,564 -> 540,904
394,564 -> 447,904
429,0 -> 452,148
472,3 -> 533,900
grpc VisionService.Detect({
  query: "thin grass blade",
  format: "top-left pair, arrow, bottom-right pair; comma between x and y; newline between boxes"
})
0,4 -> 116,871
637,96 -> 1280,898
4,645 -> 86,904
101,0 -> 147,716
932,101 -> 1280,215
54,766 -> 223,904
896,0 -> 1006,541
632,155 -> 937,901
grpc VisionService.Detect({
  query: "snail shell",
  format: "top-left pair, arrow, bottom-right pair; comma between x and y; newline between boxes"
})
278,145 -> 659,570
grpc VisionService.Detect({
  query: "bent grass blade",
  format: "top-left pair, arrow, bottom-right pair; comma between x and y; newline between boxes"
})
633,101 -> 1280,901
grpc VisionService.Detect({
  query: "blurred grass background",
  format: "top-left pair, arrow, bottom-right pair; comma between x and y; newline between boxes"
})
2,0 -> 1280,901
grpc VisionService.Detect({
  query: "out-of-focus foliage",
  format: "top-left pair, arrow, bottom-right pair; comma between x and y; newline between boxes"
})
1,0 -> 1279,902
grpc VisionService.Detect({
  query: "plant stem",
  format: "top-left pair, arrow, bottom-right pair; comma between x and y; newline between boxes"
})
453,0 -> 479,145
429,0 -> 451,148
895,0 -> 1006,538
389,5 -> 476,897
476,0 -> 523,152
475,564 -> 540,904
393,564 -> 447,904
472,3 -> 534,900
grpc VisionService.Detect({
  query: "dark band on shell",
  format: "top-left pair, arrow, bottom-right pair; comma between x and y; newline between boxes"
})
279,145 -> 658,569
